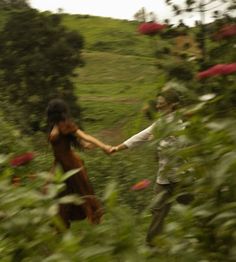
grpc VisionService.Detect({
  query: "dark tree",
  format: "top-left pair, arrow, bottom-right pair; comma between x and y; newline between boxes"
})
0,9 -> 84,132
0,0 -> 29,9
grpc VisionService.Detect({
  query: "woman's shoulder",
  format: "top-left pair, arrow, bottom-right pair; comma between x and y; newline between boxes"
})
48,125 -> 59,142
58,120 -> 78,135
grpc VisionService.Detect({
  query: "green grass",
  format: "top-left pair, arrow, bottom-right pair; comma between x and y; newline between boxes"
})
62,14 -> 168,57
0,10 -> 10,30
76,82 -> 162,134
60,15 -> 169,137
76,51 -> 159,84
73,51 -> 165,134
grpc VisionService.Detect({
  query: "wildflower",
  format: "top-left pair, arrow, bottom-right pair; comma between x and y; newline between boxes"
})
197,63 -> 236,79
138,22 -> 166,36
215,24 -> 236,40
131,179 -> 151,191
10,152 -> 35,167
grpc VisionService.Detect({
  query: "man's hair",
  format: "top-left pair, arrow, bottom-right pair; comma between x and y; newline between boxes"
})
158,88 -> 181,105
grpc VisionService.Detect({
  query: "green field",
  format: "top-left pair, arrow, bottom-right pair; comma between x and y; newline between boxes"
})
62,14 -> 161,57
73,50 -> 164,136
60,13 -> 167,137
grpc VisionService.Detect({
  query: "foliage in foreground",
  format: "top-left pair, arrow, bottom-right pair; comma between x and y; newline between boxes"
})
0,165 -> 158,262
1,90 -> 236,261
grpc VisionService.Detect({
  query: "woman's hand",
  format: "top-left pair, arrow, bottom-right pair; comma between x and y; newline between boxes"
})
109,146 -> 119,154
108,144 -> 127,154
102,144 -> 113,154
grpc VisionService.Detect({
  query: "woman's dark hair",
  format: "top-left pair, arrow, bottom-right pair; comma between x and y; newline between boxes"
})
46,98 -> 70,127
46,98 -> 81,148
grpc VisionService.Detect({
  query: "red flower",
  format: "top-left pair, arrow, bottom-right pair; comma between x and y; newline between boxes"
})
215,24 -> 236,40
197,63 -> 236,79
10,152 -> 35,167
131,179 -> 151,191
138,22 -> 166,36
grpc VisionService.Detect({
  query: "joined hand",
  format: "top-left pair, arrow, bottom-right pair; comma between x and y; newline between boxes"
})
103,145 -> 119,154
109,146 -> 118,154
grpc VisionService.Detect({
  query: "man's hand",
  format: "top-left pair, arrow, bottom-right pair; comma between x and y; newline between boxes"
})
109,146 -> 119,154
103,145 -> 113,154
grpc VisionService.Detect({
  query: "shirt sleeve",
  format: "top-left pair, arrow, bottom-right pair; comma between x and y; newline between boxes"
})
123,123 -> 156,148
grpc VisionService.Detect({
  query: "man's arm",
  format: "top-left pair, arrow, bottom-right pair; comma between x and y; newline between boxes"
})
111,123 -> 156,153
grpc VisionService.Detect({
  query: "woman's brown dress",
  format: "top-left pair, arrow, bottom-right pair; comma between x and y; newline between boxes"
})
49,120 -> 103,227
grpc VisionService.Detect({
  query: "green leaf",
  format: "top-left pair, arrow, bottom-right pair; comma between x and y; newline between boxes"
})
102,181 -> 118,208
60,168 -> 82,182
59,195 -> 84,205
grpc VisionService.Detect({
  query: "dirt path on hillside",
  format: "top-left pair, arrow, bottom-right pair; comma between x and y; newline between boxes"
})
81,96 -> 144,143
99,127 -> 124,144
79,96 -> 140,104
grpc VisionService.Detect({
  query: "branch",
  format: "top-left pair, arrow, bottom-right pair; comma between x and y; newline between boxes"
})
172,0 -> 230,14
197,2 -> 230,12
201,0 -> 218,7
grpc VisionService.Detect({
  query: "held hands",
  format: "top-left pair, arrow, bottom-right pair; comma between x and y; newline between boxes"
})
102,145 -> 119,155
109,146 -> 119,154
102,144 -> 113,154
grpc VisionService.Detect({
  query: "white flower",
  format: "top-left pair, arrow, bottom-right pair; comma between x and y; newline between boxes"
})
199,93 -> 216,101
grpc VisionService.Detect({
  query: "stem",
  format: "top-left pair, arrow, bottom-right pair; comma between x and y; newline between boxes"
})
199,0 -> 207,68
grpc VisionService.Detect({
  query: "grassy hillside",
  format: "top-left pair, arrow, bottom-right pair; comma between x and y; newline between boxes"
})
73,50 -> 164,138
76,51 -> 158,84
0,10 -> 163,136
23,13 -> 160,140
62,14 -> 165,57
59,14 -> 166,137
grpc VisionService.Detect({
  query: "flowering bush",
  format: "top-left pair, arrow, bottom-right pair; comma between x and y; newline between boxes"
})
10,152 -> 35,167
130,179 -> 151,191
197,63 -> 236,79
138,22 -> 166,36
214,24 -> 236,40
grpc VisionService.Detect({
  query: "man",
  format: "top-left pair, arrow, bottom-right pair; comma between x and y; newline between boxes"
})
110,88 -> 193,246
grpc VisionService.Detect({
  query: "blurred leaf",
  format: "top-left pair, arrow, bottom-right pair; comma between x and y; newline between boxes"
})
60,168 -> 82,182
59,195 -> 84,205
103,181 -> 119,208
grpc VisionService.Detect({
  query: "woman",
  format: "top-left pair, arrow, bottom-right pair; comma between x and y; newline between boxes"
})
46,98 -> 111,228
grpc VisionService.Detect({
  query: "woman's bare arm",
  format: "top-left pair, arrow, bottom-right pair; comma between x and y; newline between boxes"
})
49,125 -> 59,141
80,139 -> 96,149
75,129 -> 111,153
